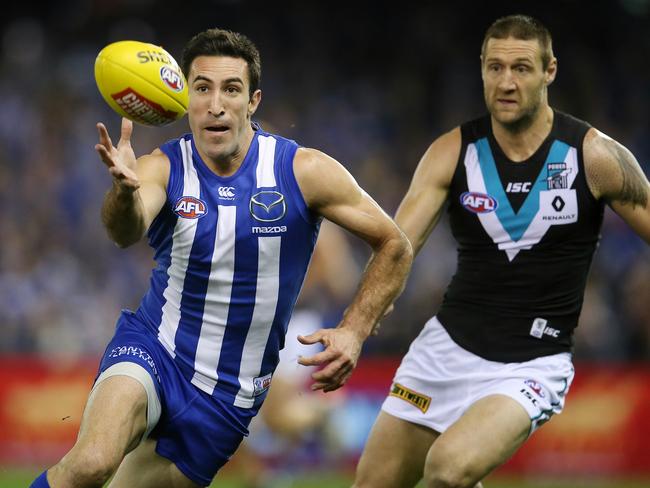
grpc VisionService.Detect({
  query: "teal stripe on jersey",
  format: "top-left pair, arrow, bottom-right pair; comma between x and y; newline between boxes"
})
475,138 -> 570,242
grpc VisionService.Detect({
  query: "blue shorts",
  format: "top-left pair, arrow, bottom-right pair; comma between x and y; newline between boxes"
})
96,310 -> 258,486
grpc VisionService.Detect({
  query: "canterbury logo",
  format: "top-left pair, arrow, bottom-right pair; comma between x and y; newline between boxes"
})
249,191 -> 286,222
218,186 -> 235,199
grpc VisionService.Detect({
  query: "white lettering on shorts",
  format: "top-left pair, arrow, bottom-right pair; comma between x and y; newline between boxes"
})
108,345 -> 159,380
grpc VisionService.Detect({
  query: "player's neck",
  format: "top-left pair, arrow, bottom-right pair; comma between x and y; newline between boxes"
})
491,105 -> 554,163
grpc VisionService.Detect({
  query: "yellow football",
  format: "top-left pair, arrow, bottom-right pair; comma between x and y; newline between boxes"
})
94,40 -> 189,126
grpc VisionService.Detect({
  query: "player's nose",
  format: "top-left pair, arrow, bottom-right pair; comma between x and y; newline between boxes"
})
207,93 -> 225,117
497,69 -> 517,91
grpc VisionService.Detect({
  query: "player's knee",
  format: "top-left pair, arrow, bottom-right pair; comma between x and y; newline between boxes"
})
59,446 -> 122,487
424,457 -> 478,488
423,470 -> 473,488
353,457 -> 393,488
351,469 -> 371,488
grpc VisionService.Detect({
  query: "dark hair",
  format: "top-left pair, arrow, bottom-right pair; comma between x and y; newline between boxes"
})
181,28 -> 261,97
481,15 -> 553,69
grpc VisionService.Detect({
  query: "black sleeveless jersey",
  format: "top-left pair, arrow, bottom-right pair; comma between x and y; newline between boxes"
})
437,110 -> 604,362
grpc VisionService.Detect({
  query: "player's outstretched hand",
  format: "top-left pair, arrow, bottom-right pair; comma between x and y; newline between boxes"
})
95,118 -> 140,192
297,327 -> 364,393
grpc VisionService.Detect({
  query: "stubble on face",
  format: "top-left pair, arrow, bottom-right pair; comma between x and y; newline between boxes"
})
482,38 -> 548,134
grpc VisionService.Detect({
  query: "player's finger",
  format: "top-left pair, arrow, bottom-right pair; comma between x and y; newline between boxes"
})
96,122 -> 114,150
313,366 -> 352,392
95,144 -> 116,168
311,358 -> 350,383
297,330 -> 325,345
297,347 -> 338,367
310,382 -> 327,391
323,371 -> 351,392
118,118 -> 133,146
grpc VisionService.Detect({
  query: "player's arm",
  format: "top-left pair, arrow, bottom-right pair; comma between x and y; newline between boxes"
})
584,128 -> 650,243
95,118 -> 169,248
294,147 -> 413,392
394,127 -> 461,257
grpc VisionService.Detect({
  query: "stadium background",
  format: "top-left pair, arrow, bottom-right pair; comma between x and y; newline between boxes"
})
0,0 -> 649,486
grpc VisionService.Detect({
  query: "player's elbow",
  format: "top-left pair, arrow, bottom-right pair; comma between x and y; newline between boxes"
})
104,223 -> 143,248
381,227 -> 414,271
112,235 -> 140,249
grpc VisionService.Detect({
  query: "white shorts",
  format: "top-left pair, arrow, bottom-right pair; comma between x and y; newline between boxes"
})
382,316 -> 575,436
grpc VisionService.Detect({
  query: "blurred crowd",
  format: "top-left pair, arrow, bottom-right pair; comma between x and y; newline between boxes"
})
1,1 -> 649,361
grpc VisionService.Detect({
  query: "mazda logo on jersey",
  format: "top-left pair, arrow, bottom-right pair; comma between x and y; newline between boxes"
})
174,196 -> 208,219
250,191 -> 286,222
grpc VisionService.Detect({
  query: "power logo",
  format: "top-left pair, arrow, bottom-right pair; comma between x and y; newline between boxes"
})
390,383 -> 431,413
174,196 -> 208,219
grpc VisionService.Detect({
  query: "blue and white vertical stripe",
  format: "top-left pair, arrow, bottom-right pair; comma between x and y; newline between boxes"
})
141,131 -> 317,408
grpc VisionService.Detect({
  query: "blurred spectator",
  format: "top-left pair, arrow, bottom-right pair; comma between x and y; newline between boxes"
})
0,1 -> 648,360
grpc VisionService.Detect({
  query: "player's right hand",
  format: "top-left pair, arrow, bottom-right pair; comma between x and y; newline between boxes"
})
95,118 -> 140,192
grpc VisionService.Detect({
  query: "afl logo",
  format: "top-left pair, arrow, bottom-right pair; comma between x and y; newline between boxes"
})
524,379 -> 546,398
250,191 -> 286,222
174,196 -> 208,219
460,191 -> 498,214
160,66 -> 184,92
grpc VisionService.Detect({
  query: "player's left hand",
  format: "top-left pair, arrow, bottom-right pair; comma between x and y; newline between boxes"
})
297,327 -> 364,392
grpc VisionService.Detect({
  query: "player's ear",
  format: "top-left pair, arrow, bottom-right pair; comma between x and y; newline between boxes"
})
545,57 -> 557,86
248,89 -> 262,117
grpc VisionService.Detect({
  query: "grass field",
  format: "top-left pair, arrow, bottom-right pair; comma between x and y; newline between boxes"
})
2,467 -> 650,488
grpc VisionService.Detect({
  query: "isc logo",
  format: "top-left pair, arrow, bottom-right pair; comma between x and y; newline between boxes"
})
174,196 -> 208,219
460,191 -> 498,214
160,66 -> 184,92
506,182 -> 532,193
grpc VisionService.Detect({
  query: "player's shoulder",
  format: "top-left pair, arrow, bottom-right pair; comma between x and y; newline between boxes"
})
431,126 -> 462,152
582,126 -> 627,166
138,147 -> 171,167
580,125 -> 640,200
253,123 -> 300,151
420,126 -> 462,172
135,147 -> 171,187
293,147 -> 341,177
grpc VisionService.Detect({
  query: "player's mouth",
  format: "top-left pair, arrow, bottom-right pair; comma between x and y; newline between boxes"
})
497,98 -> 517,106
205,124 -> 230,134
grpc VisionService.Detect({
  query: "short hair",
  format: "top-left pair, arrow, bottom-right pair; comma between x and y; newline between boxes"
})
181,28 -> 261,97
481,15 -> 554,69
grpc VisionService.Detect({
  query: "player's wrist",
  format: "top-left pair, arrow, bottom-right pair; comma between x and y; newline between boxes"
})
111,179 -> 139,197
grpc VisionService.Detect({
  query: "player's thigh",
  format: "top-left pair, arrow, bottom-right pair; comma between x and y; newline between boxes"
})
77,374 -> 148,456
425,394 -> 530,484
109,438 -> 201,488
354,411 -> 438,488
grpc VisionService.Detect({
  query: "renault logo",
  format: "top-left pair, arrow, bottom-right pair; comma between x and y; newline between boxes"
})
250,191 -> 286,222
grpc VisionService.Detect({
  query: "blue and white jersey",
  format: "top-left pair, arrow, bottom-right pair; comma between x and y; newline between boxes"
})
136,125 -> 320,408
437,111 -> 605,362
